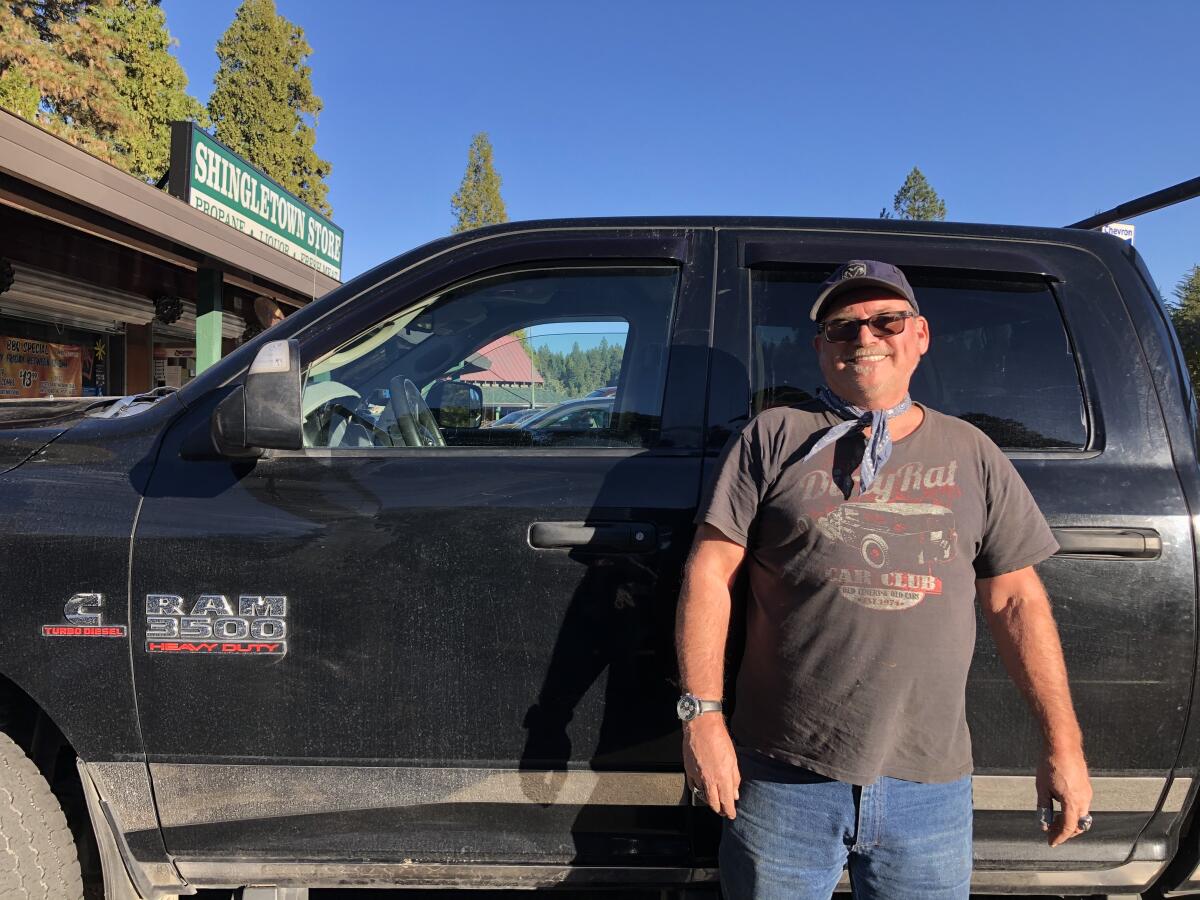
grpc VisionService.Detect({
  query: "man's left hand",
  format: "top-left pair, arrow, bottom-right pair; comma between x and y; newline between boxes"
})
1037,746 -> 1093,847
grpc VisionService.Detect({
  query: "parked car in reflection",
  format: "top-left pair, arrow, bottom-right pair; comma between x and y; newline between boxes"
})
487,408 -> 542,428
519,397 -> 614,431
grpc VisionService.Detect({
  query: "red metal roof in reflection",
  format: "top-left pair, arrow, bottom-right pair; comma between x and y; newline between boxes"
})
458,336 -> 545,384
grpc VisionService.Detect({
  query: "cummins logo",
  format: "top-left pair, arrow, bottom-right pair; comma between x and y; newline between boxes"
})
41,593 -> 128,638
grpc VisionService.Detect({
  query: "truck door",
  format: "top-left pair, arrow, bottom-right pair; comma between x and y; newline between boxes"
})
697,228 -> 1196,888
128,228 -> 713,886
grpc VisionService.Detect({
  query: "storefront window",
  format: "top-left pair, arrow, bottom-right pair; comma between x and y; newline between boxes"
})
0,317 -> 124,398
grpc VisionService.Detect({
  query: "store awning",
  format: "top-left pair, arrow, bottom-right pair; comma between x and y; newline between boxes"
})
0,110 -> 340,307
1,262 -> 245,339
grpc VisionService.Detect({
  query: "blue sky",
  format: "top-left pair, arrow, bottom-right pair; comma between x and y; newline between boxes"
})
162,0 -> 1200,299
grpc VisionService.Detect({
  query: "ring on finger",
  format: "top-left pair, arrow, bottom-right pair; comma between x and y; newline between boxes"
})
1077,814 -> 1093,833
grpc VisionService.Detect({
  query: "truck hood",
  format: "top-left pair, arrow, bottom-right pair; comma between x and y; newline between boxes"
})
0,393 -> 171,473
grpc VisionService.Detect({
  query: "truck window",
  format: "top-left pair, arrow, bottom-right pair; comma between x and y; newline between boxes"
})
750,270 -> 1087,450
302,265 -> 678,449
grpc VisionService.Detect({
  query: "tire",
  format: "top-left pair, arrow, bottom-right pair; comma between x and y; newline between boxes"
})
860,534 -> 890,569
0,731 -> 83,900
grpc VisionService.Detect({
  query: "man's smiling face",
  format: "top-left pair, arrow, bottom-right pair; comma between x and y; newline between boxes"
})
812,288 -> 930,409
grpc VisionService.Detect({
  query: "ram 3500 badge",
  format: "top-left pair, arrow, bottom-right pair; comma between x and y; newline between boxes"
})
144,593 -> 288,655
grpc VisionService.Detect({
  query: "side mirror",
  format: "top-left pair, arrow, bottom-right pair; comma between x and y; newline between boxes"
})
426,380 -> 483,428
212,339 -> 303,454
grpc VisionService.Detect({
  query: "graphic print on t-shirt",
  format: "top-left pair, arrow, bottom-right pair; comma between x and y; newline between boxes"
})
817,501 -> 958,609
806,459 -> 962,611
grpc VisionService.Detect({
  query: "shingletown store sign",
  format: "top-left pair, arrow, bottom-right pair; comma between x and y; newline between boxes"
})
168,122 -> 344,281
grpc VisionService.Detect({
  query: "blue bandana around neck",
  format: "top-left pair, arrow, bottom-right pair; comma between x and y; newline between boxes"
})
802,386 -> 913,495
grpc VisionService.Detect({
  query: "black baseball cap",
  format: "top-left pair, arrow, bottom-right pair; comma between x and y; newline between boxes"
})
810,260 -> 919,321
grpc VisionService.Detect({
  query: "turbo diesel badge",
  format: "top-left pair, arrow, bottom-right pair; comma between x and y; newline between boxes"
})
41,592 -> 128,638
145,594 -> 288,655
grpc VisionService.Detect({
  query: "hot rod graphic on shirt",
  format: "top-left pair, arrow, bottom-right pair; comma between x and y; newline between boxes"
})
816,502 -> 960,613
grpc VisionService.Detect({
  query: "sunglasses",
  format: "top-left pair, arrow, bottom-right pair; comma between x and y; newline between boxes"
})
818,310 -> 916,343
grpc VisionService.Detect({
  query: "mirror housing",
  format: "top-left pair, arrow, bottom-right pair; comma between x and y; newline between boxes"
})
212,339 -> 303,454
426,379 -> 483,428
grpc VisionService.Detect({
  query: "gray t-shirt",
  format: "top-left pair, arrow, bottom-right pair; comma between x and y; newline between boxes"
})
698,401 -> 1058,785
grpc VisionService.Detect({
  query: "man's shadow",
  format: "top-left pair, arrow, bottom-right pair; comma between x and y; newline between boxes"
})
514,451 -> 699,870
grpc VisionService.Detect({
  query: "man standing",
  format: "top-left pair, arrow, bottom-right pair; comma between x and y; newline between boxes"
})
675,260 -> 1092,899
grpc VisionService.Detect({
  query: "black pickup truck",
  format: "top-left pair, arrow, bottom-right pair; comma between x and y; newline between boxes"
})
1,217 -> 1198,900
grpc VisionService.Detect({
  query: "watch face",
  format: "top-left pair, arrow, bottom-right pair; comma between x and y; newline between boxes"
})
677,695 -> 700,721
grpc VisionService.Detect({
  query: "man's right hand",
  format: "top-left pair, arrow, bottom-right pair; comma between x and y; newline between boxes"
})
682,714 -> 740,819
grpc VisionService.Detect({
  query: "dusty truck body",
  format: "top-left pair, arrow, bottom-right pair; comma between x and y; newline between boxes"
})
0,216 -> 1199,899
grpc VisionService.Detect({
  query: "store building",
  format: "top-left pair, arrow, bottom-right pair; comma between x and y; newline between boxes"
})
457,335 -> 554,419
0,110 -> 341,398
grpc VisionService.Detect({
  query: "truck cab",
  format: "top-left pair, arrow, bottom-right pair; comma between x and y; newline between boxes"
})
1,217 -> 1198,899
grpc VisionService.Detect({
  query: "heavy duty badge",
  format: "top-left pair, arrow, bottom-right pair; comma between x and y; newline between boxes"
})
144,594 -> 288,655
41,593 -> 128,638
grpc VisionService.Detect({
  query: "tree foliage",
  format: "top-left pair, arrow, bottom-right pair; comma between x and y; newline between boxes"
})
0,66 -> 40,119
107,0 -> 206,179
208,0 -> 332,215
0,0 -> 133,162
532,338 -> 622,398
1170,265 -> 1200,385
0,0 -> 204,180
882,166 -> 947,221
451,132 -> 508,233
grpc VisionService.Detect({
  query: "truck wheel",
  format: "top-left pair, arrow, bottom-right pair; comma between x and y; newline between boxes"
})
0,731 -> 84,900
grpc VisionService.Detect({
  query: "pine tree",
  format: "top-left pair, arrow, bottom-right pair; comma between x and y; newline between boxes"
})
0,0 -> 135,163
208,0 -> 332,215
1170,265 -> 1200,385
0,67 -> 40,119
104,0 -> 207,180
451,132 -> 508,233
885,166 -> 947,221
0,0 -> 205,180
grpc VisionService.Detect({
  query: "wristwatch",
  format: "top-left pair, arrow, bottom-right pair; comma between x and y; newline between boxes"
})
676,693 -> 723,722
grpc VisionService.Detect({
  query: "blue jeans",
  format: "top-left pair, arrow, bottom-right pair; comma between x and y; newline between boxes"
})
720,748 -> 973,900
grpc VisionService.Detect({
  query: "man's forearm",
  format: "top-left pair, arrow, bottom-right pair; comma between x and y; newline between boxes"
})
981,568 -> 1092,846
676,567 -> 733,697
982,580 -> 1082,750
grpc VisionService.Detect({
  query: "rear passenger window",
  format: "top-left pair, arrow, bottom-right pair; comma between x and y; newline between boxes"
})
751,269 -> 1087,450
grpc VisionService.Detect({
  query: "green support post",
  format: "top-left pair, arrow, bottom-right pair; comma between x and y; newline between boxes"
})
196,267 -> 223,374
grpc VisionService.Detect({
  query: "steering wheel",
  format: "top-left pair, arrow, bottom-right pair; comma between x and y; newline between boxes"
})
387,377 -> 446,448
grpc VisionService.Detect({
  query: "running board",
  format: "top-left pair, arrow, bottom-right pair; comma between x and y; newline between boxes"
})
174,858 -> 1168,894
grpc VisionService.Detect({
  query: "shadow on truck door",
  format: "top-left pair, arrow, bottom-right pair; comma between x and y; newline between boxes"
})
517,516 -> 689,865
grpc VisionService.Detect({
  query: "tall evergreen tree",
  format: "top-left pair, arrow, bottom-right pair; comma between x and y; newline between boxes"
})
208,0 -> 332,215
1170,265 -> 1200,385
883,166 -> 947,221
532,339 -> 623,398
0,0 -> 134,163
0,0 -> 204,180
104,0 -> 207,180
451,132 -> 508,233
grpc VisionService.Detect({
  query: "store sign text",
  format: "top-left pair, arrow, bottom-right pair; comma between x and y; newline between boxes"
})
185,127 -> 343,281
